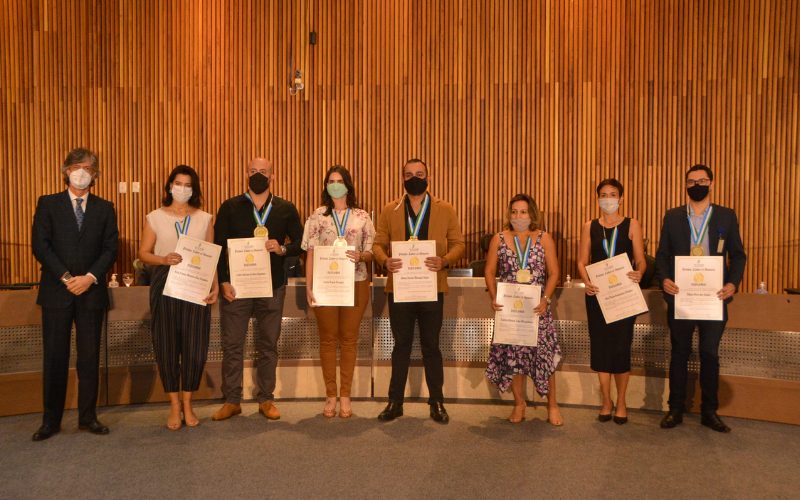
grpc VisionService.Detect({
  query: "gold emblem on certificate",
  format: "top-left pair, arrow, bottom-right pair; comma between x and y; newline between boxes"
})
694,272 -> 705,283
333,238 -> 347,247
608,274 -> 619,284
245,253 -> 255,263
329,261 -> 339,271
410,256 -> 420,266
691,245 -> 704,256
191,255 -> 201,265
254,225 -> 268,238
516,269 -> 531,283
513,299 -> 524,310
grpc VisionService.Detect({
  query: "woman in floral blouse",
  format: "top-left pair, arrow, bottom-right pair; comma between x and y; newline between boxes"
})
302,165 -> 375,418
484,194 -> 563,426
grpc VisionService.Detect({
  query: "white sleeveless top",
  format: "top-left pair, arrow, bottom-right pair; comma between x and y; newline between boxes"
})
146,208 -> 213,257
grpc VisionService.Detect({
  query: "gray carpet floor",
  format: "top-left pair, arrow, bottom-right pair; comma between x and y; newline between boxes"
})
1,400 -> 799,500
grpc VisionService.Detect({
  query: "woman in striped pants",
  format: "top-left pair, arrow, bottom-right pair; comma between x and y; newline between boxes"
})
137,165 -> 218,430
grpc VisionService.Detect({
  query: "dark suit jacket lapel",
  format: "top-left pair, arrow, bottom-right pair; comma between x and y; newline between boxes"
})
57,190 -> 81,233
708,204 -> 721,256
78,193 -> 99,237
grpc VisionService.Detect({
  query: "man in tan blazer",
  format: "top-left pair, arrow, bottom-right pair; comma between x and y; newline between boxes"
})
372,159 -> 465,423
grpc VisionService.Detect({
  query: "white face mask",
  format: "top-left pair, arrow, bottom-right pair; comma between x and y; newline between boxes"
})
69,169 -> 93,190
598,198 -> 620,214
171,185 -> 193,204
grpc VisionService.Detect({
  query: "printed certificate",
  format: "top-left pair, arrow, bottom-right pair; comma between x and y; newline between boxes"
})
492,283 -> 541,347
312,246 -> 355,306
674,256 -> 724,321
585,254 -> 649,323
163,235 -> 222,306
228,237 -> 273,298
391,240 -> 438,303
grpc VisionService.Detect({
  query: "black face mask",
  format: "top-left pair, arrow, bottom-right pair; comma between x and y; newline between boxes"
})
249,173 -> 270,194
404,176 -> 428,196
687,184 -> 710,202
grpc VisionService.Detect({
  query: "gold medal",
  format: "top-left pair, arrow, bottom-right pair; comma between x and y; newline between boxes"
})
690,244 -> 704,256
516,269 -> 531,283
333,238 -> 347,247
409,236 -> 418,241
254,225 -> 268,238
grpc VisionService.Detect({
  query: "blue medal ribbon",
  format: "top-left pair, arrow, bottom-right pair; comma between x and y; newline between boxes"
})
513,235 -> 532,270
686,204 -> 714,248
245,192 -> 273,227
602,226 -> 618,258
406,194 -> 430,239
332,208 -> 350,240
174,215 -> 191,239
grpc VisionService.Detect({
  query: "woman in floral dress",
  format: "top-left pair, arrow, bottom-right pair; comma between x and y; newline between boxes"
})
484,194 -> 563,425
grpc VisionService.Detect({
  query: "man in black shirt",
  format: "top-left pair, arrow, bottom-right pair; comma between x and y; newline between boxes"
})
211,158 -> 305,421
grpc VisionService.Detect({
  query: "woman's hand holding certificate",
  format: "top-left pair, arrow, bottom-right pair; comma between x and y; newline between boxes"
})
163,236 -> 222,306
585,254 -> 648,323
492,283 -> 541,347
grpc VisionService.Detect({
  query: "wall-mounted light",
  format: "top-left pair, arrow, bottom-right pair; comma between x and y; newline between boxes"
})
290,70 -> 304,96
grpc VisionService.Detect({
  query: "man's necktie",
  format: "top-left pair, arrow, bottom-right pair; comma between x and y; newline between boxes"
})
75,198 -> 85,230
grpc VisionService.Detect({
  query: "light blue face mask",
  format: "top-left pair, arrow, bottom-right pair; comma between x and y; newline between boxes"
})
326,182 -> 348,199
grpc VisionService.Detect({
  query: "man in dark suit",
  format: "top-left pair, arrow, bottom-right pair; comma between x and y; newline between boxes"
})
31,148 -> 119,441
655,164 -> 747,433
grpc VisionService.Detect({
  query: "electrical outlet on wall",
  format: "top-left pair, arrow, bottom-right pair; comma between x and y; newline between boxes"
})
132,182 -> 140,193
118,182 -> 127,194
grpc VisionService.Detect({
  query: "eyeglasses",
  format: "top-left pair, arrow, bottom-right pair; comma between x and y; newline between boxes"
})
67,164 -> 96,174
685,178 -> 711,187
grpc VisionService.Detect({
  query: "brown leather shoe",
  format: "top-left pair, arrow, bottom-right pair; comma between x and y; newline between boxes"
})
212,403 -> 242,421
259,401 -> 281,420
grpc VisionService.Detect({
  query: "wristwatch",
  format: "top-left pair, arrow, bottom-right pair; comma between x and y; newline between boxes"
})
61,273 -> 73,284
221,282 -> 230,287
280,245 -> 287,256
543,295 -> 552,305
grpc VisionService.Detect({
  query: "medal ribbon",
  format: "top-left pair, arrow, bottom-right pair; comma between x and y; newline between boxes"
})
245,192 -> 273,228
513,235 -> 532,271
602,226 -> 618,258
174,215 -> 191,239
406,194 -> 430,238
332,208 -> 350,240
686,204 -> 713,248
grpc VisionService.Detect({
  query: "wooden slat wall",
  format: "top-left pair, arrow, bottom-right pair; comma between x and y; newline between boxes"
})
1,0 -> 798,293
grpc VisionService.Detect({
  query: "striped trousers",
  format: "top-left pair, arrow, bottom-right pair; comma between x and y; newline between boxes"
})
149,265 -> 211,393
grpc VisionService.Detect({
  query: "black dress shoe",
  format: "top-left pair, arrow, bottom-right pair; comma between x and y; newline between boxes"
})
78,420 -> 110,435
598,413 -> 613,422
613,415 -> 628,425
701,413 -> 731,433
430,402 -> 449,424
377,403 -> 403,421
32,424 -> 61,441
660,411 -> 683,429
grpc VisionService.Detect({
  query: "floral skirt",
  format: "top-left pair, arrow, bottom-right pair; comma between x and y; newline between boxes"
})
484,310 -> 562,397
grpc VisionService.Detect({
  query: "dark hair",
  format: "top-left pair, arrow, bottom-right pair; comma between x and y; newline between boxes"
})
686,164 -> 714,181
596,178 -> 624,197
402,158 -> 428,176
61,147 -> 100,187
321,165 -> 360,216
162,165 -> 203,208
504,193 -> 541,231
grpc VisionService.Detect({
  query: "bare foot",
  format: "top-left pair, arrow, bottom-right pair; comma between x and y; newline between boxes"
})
323,397 -> 337,417
509,403 -> 527,423
547,403 -> 563,426
183,402 -> 200,427
167,403 -> 182,431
